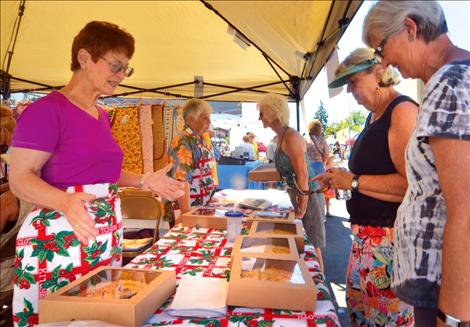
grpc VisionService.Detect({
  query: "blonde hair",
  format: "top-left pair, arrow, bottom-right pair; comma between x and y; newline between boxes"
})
242,135 -> 250,143
336,48 -> 400,87
257,93 -> 289,127
308,119 -> 323,136
182,98 -> 211,122
363,1 -> 448,45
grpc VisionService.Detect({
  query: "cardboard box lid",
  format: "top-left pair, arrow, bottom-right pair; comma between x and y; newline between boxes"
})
43,266 -> 175,304
246,211 -> 294,224
248,221 -> 303,237
248,164 -> 281,182
230,253 -> 315,289
232,235 -> 299,259
183,207 -> 229,218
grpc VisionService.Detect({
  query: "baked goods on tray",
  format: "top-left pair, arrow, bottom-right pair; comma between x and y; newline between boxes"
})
241,267 -> 292,282
241,245 -> 290,254
79,279 -> 147,299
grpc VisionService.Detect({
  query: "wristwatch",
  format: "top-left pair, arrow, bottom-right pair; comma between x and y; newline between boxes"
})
438,309 -> 470,327
351,175 -> 359,192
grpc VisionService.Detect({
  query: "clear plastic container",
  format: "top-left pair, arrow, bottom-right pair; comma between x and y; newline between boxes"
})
331,157 -> 352,200
225,211 -> 243,242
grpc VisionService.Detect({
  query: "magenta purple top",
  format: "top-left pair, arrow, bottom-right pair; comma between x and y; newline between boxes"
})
12,91 -> 123,189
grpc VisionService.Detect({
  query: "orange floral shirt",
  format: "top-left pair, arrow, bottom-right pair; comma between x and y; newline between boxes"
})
168,127 -> 217,208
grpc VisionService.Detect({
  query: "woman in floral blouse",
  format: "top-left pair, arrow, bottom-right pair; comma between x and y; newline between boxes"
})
167,99 -> 217,224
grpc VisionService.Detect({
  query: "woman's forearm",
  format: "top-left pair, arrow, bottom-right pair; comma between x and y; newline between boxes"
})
295,170 -> 309,192
177,182 -> 191,214
9,171 -> 68,211
359,189 -> 404,203
439,214 -> 470,320
357,173 -> 407,198
432,137 -> 470,320
117,170 -> 142,188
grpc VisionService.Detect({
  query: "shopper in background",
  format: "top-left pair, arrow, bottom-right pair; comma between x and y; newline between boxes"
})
307,119 -> 330,216
315,47 -> 418,326
246,132 -> 259,160
168,99 -> 218,222
9,21 -> 184,325
332,141 -> 342,160
240,135 -> 255,160
257,93 -> 326,271
364,1 -> 470,325
266,135 -> 277,163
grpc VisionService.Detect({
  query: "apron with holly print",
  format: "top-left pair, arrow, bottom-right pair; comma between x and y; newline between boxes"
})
188,141 -> 216,207
12,183 -> 123,327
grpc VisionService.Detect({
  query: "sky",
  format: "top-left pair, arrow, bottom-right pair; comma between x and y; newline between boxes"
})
302,0 -> 470,125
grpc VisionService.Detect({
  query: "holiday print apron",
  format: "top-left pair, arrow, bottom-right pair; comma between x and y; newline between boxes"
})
12,183 -> 123,326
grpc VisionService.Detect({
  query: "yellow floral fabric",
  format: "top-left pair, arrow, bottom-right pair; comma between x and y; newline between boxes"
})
139,104 -> 154,174
111,106 -> 143,174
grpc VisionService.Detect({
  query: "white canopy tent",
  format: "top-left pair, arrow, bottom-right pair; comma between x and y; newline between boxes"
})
1,0 -> 362,125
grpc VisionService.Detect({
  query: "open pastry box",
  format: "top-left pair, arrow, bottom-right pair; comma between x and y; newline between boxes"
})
180,207 -> 228,229
232,235 -> 299,259
246,210 -> 294,229
248,221 -> 304,254
228,253 -> 317,311
248,164 -> 281,182
39,266 -> 176,327
181,207 -> 254,230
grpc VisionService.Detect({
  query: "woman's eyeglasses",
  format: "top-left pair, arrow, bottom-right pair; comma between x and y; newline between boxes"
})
100,57 -> 134,77
374,38 -> 388,59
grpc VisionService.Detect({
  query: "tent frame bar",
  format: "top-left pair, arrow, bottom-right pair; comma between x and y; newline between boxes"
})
9,75 -> 295,100
304,0 -> 353,81
119,81 -> 196,93
10,75 -> 62,90
200,80 -> 291,100
263,54 -> 294,96
204,82 -> 273,94
302,0 -> 336,80
108,79 -> 293,99
1,0 -> 26,99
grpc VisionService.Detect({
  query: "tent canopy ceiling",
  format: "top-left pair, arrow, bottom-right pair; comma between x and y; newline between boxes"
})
1,0 -> 362,101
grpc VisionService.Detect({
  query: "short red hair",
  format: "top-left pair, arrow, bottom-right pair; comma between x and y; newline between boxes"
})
71,21 -> 135,71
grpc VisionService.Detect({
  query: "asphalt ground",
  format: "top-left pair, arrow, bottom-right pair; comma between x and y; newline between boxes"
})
323,199 -> 353,327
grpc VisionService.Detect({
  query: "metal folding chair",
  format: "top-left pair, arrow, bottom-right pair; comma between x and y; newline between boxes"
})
119,189 -> 162,261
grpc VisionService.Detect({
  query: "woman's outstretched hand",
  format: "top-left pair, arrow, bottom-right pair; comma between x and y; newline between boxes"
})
143,164 -> 185,201
313,168 -> 354,190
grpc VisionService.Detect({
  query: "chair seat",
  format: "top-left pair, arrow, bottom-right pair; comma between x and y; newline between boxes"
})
119,188 -> 162,262
122,237 -> 153,251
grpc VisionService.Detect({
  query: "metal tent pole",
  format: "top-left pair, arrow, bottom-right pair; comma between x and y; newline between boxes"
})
1,0 -> 26,99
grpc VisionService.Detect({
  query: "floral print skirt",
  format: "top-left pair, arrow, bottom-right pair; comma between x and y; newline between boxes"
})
12,183 -> 123,326
346,224 -> 414,326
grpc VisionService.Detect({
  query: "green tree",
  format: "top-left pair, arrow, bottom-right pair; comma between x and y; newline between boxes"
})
313,101 -> 329,132
324,110 -> 367,137
345,110 -> 367,133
